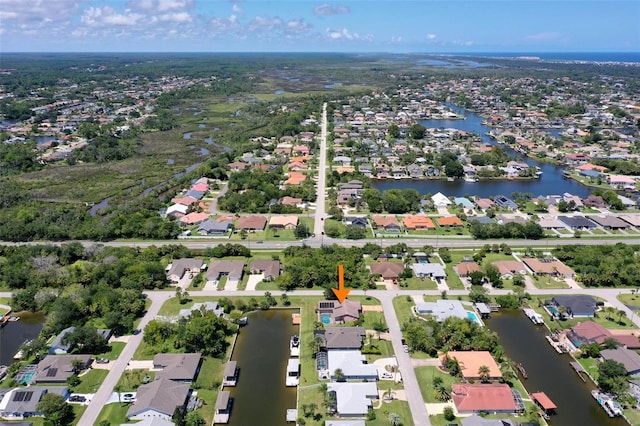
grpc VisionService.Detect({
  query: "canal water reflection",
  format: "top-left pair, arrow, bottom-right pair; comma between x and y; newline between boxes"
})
487,309 -> 627,426
227,309 -> 298,426
0,312 -> 44,365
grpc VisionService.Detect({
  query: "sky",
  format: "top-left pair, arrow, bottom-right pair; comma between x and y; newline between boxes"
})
0,0 -> 639,53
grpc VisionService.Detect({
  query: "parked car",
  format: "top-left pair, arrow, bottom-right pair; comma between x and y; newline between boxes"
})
96,358 -> 109,364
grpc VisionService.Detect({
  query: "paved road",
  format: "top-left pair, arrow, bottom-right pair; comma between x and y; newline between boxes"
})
313,102 -> 328,239
79,292 -> 170,425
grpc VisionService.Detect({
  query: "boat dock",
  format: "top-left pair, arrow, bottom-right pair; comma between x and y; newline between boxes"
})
523,308 -> 544,325
545,335 -> 567,353
569,361 -> 588,382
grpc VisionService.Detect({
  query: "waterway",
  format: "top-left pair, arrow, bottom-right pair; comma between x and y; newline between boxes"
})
227,309 -> 298,426
487,310 -> 626,426
372,105 -> 591,198
0,312 -> 44,365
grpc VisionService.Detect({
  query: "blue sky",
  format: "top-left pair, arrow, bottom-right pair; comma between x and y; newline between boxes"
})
1,0 -> 639,53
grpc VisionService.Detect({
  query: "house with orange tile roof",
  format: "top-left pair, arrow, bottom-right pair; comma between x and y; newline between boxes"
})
228,161 -> 249,172
285,172 -> 307,186
455,261 -> 481,277
451,384 -> 517,414
443,351 -> 502,381
576,163 -> 608,172
403,215 -> 435,230
436,216 -> 464,227
172,196 -> 198,206
371,215 -> 402,232
287,161 -> 308,171
292,145 -> 310,156
336,166 -> 356,174
180,212 -> 209,225
269,215 -> 299,230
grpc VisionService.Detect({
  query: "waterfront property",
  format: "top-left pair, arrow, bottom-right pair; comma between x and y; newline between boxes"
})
318,300 -> 363,324
126,378 -> 191,422
443,351 -> 502,381
321,326 -> 366,350
326,350 -> 378,381
415,299 -> 470,322
327,382 -> 379,418
451,383 -> 521,414
222,361 -> 239,386
600,348 -> 640,375
152,353 -> 202,382
214,390 -> 232,424
550,295 -> 597,317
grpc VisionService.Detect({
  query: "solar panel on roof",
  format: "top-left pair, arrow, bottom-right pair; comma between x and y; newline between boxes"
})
13,391 -> 33,402
46,368 -> 59,377
319,302 -> 334,309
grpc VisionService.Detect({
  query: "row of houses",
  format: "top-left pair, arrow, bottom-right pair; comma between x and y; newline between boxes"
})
456,257 -> 576,280
166,257 -> 282,284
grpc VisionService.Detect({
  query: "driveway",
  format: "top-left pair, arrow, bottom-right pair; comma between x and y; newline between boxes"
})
245,273 -> 264,291
224,279 -> 240,291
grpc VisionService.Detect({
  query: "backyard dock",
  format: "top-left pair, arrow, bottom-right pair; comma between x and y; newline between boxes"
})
569,361 -> 588,382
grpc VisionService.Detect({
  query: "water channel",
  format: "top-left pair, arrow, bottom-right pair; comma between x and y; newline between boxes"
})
227,309 -> 298,426
0,312 -> 45,365
487,310 -> 627,426
372,105 -> 592,198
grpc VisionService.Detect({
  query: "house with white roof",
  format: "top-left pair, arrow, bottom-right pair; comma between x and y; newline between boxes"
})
411,263 -> 446,280
415,299 -> 470,322
431,192 -> 451,207
327,350 -> 378,381
327,382 -> 378,418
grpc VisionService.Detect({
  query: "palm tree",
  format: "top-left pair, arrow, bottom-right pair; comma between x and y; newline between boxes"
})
389,413 -> 401,426
604,306 -> 616,321
478,365 -> 491,383
308,335 -> 324,355
334,368 -> 345,382
499,361 -> 516,384
617,309 -> 627,325
383,387 -> 395,401
434,385 -> 450,402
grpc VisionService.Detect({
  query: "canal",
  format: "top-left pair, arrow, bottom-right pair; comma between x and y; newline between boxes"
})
0,312 -> 44,365
227,309 -> 298,426
372,105 -> 592,198
487,310 -> 627,426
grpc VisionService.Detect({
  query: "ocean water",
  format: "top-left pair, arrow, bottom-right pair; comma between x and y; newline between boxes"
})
460,52 -> 640,63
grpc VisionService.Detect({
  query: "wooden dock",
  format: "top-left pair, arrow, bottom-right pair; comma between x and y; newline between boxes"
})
569,361 -> 587,382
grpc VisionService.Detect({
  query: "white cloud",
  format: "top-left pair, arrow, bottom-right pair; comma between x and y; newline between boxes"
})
286,18 -> 312,33
390,36 -> 403,43
326,28 -> 371,41
0,0 -> 81,23
158,11 -> 192,23
232,4 -> 243,13
314,4 -> 350,16
209,14 -> 241,35
128,0 -> 194,13
247,16 -> 283,32
426,33 -> 437,40
81,6 -> 144,27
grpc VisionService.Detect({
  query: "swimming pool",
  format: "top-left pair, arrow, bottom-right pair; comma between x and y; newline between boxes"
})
320,313 -> 332,325
466,311 -> 483,326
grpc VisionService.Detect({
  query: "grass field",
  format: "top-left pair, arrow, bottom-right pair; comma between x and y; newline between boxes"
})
74,369 -> 110,394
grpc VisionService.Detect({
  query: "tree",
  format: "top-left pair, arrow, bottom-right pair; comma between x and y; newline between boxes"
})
185,411 -> 206,426
443,406 -> 456,422
294,223 -> 311,239
37,392 -> 73,426
469,286 -> 490,304
434,384 -> 450,402
468,271 -> 485,286
345,225 -> 366,240
478,365 -> 491,382
598,359 -> 629,394
484,264 -> 503,288
334,368 -> 345,382
512,274 -> 525,287
389,412 -> 401,426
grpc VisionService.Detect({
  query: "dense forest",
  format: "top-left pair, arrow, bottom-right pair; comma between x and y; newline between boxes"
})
554,244 -> 640,287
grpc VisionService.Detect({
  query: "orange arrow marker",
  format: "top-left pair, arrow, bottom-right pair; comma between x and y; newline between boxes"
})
332,264 -> 351,303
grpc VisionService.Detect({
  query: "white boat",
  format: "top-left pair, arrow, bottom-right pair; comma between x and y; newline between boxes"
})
290,335 -> 300,357
591,390 -> 623,417
286,358 -> 300,387
523,308 -> 545,325
464,176 -> 478,183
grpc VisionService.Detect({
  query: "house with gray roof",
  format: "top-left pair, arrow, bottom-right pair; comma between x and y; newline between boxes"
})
127,378 -> 191,422
48,326 -> 75,354
322,327 -> 366,350
249,260 -> 282,280
178,301 -> 224,320
327,382 -> 378,418
0,386 -> 68,420
198,220 -> 233,235
557,215 -> 597,229
153,353 -> 202,382
206,260 -> 245,285
600,347 -> 640,375
121,418 -> 175,426
415,299 -> 469,322
166,258 -> 206,283
588,215 -> 630,229
33,355 -> 92,384
551,295 -> 596,317
411,263 -> 446,279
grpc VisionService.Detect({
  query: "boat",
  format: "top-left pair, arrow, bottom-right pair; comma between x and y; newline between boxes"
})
523,308 -> 544,325
0,365 -> 7,381
591,390 -> 623,417
516,363 -> 528,379
290,335 -> 300,357
285,358 -> 300,386
7,316 -> 19,322
464,176 -> 478,183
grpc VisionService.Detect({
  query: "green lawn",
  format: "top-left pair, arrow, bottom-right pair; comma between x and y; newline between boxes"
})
191,356 -> 228,424
530,275 -> 570,290
117,370 -> 155,391
74,369 -> 109,394
401,276 -> 438,290
617,293 -> 640,308
96,401 -> 131,425
393,295 -> 416,330
415,366 -> 458,403
98,342 -> 126,360
368,399 -> 415,426
577,357 -> 599,382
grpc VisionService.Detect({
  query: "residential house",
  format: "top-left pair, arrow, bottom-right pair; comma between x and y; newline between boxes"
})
171,195 -> 198,207
583,195 -> 606,209
178,301 -> 224,320
327,350 -> 378,381
451,384 -> 517,414
557,215 -> 597,230
522,258 -> 575,278
179,212 -> 209,226
454,197 -> 475,210
551,295 -> 597,317
249,260 -> 282,280
48,326 -> 75,354
280,196 -> 303,207
166,204 -> 188,217
153,353 -> 202,382
369,262 -> 405,280
33,355 -> 92,384
444,351 -> 502,381
619,214 -> 640,228
411,263 -> 446,280
228,161 -> 249,172
322,326 -> 366,350
198,220 -> 233,235
344,217 -> 368,229
567,321 -> 614,346
494,195 -> 518,210
318,300 -> 363,324
166,258 -> 206,283
121,418 -> 175,426
325,421 -> 366,426
537,217 -> 567,230
455,261 -> 482,277
285,172 -> 307,186
235,215 -> 267,231
436,216 -> 464,227
608,175 -> 637,190
371,215 -> 402,232
327,382 -> 379,418
474,198 -> 495,210
0,387 -> 69,420
415,300 -> 470,322
206,260 -> 245,285
403,215 -> 435,230
600,348 -> 640,375
431,192 -> 451,207
127,379 -> 191,422
492,261 -> 527,279
588,216 -> 630,230
269,215 -> 299,230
